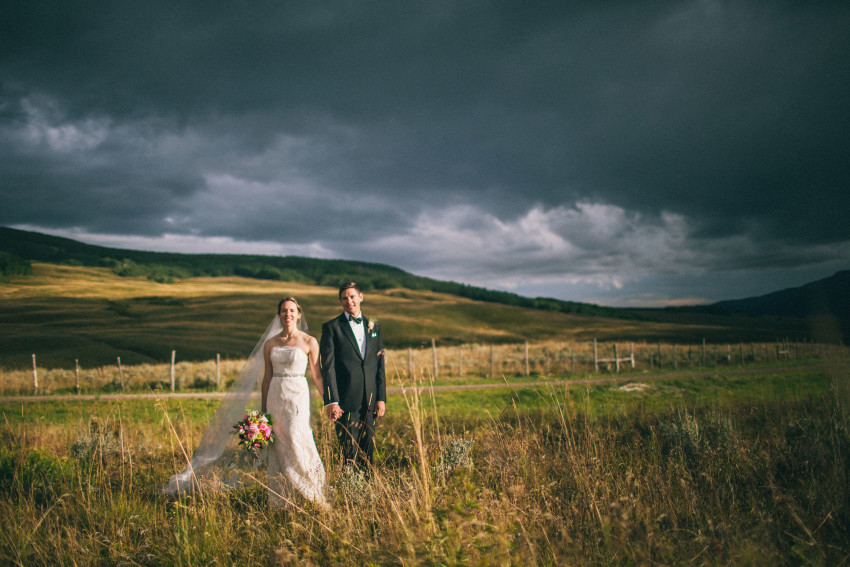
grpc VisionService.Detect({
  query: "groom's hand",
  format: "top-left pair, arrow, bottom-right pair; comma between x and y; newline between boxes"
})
375,401 -> 386,419
326,404 -> 343,421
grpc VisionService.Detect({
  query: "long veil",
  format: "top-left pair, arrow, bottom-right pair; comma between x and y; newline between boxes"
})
163,315 -> 287,494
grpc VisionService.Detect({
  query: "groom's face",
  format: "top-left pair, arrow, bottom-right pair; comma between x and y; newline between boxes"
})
340,288 -> 363,316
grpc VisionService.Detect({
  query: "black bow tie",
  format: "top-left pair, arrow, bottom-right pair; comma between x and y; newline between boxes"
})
349,316 -> 363,324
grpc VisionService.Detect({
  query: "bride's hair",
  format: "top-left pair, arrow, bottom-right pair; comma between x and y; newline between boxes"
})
277,296 -> 302,315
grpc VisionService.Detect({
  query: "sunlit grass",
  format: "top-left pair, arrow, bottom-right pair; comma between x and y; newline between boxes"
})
1,364 -> 848,563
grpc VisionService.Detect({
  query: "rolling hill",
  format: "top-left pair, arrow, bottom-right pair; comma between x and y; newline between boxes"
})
627,271 -> 850,344
0,227 -> 839,368
0,226 -> 625,319
699,270 -> 850,342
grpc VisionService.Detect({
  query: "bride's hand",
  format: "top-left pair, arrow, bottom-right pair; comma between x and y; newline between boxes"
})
325,404 -> 342,421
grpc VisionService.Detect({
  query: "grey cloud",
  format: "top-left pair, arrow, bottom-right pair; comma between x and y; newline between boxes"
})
0,1 -> 848,305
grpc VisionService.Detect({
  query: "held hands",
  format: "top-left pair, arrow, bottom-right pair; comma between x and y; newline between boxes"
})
324,402 -> 385,421
325,404 -> 344,422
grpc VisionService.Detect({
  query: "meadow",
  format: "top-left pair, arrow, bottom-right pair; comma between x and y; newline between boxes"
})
2,263 -> 848,564
1,359 -> 848,565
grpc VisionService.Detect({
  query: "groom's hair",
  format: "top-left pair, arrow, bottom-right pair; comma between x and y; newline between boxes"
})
338,281 -> 361,297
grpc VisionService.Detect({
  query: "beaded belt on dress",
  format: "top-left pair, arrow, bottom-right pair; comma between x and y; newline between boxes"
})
272,373 -> 305,378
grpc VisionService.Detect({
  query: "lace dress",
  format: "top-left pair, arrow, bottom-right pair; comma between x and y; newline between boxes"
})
266,346 -> 328,508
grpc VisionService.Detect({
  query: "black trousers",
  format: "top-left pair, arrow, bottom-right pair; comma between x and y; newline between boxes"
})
335,408 -> 375,469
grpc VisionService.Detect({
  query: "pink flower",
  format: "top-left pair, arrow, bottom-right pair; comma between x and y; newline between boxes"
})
248,423 -> 260,437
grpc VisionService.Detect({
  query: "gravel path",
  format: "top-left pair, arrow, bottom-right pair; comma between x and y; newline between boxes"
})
0,364 -> 825,404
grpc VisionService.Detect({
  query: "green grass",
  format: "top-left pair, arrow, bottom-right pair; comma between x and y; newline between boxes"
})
0,366 -> 833,437
1,365 -> 848,564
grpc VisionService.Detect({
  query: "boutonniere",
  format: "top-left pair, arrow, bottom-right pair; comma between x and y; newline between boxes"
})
367,319 -> 377,336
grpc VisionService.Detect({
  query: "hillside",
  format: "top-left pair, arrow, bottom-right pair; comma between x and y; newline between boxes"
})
707,270 -> 850,342
0,226 -> 625,319
0,261 -> 803,369
632,271 -> 850,343
710,270 -> 850,319
0,227 -> 834,369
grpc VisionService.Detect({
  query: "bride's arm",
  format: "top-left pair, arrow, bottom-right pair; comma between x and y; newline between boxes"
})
307,337 -> 323,394
261,340 -> 273,413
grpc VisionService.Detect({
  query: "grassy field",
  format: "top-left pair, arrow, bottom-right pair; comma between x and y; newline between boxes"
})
1,361 -> 848,565
0,263 -> 813,369
2,262 -> 846,564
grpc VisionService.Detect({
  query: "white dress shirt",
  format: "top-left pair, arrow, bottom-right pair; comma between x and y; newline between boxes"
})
348,312 -> 366,359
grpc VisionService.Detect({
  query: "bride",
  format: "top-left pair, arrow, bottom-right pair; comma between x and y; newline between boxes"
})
163,297 -> 327,509
261,296 -> 327,508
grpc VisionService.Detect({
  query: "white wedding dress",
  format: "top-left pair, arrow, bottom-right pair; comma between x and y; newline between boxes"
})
266,346 -> 328,508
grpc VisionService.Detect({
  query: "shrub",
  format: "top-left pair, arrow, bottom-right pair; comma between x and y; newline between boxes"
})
433,437 -> 474,479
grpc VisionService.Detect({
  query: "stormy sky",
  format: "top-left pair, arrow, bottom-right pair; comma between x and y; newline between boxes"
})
2,1 -> 848,306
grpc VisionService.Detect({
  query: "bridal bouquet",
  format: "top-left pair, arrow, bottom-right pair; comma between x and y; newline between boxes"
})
233,410 -> 274,453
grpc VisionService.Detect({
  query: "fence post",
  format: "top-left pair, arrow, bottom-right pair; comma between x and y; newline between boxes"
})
75,359 -> 80,393
32,354 -> 38,394
490,345 -> 495,377
216,353 -> 221,390
657,342 -> 662,369
170,350 -> 176,392
117,356 -> 125,391
545,347 -> 550,375
432,338 -> 438,378
614,343 -> 620,373
525,341 -> 530,377
630,342 -> 635,370
593,338 -> 598,373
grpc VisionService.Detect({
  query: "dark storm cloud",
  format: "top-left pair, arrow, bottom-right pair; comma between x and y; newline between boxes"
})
1,1 -> 848,304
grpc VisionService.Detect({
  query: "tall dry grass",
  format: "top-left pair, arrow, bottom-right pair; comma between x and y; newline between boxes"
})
1,363 -> 848,564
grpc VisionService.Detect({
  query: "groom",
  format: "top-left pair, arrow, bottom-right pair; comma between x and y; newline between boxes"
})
320,281 -> 386,468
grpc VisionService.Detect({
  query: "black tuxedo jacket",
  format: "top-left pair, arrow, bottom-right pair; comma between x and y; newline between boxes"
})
320,313 -> 386,412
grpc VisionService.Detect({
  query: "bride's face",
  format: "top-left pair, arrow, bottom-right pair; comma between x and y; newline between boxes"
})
279,301 -> 301,328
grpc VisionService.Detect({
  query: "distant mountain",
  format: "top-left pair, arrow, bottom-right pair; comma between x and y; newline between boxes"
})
0,226 -> 628,319
710,271 -> 850,318
670,271 -> 850,342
